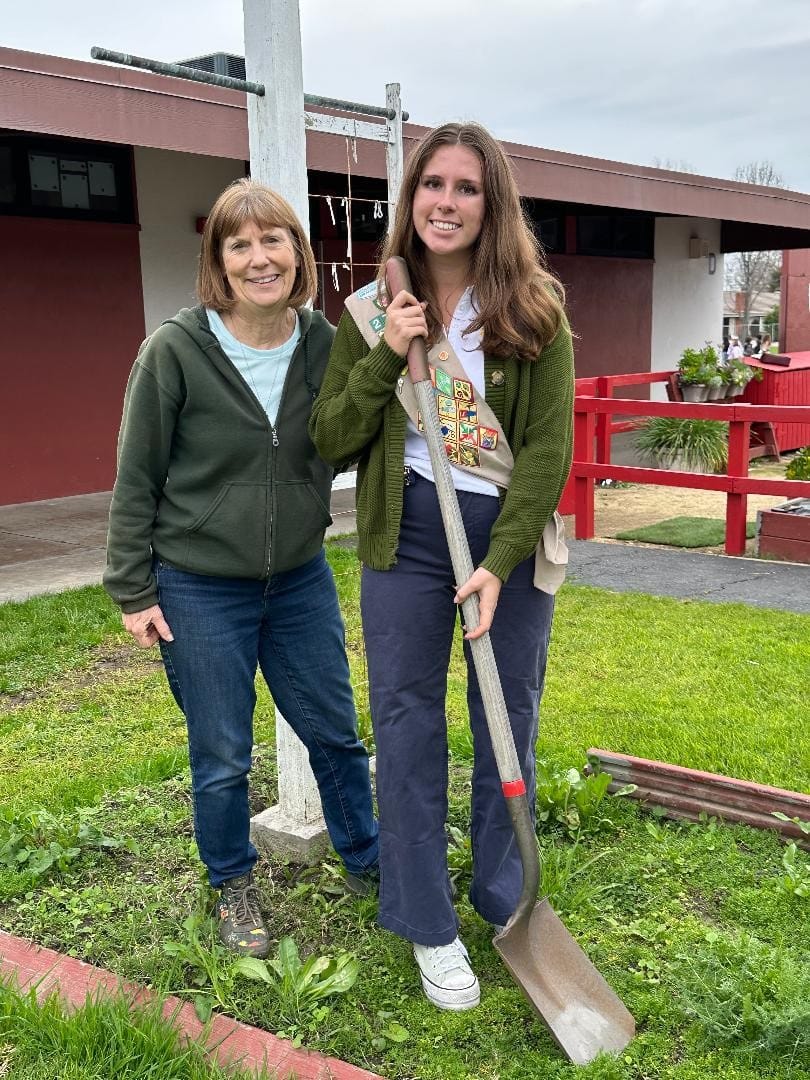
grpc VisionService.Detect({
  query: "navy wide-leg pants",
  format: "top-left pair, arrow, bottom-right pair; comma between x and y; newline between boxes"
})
361,471 -> 555,945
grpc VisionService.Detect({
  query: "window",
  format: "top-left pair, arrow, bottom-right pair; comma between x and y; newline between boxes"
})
0,146 -> 14,204
0,132 -> 135,223
577,213 -> 654,258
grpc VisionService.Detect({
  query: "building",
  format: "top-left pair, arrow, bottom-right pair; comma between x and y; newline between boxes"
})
723,290 -> 780,343
3,45 -> 810,505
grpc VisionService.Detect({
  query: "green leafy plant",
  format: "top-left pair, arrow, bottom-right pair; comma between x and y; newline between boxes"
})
674,930 -> 810,1061
447,824 -> 473,886
0,806 -> 131,881
727,357 -> 763,388
162,911 -> 240,1022
635,417 -> 728,472
678,343 -> 719,386
535,761 -> 625,835
785,446 -> 810,481
367,1010 -> 410,1053
235,936 -> 359,1043
776,842 -> 810,897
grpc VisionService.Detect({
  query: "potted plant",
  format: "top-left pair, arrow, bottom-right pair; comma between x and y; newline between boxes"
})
706,372 -> 725,401
635,417 -> 728,473
726,358 -> 763,397
678,344 -> 719,402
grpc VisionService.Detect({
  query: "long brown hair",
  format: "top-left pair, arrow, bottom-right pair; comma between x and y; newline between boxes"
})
196,179 -> 317,312
380,122 -> 565,360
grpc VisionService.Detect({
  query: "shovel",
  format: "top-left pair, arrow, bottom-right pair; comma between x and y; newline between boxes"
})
385,257 -> 635,1065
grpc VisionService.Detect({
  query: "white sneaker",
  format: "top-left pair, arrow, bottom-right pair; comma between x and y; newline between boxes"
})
413,937 -> 480,1011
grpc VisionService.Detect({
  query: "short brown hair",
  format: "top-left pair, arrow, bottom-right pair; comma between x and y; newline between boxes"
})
380,122 -> 565,360
196,179 -> 317,311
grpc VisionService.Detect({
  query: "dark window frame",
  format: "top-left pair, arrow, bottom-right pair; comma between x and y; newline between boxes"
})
576,213 -> 654,259
0,131 -> 136,224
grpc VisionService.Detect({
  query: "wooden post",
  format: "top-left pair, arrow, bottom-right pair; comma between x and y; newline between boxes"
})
243,0 -> 327,860
243,0 -> 310,234
594,376 -> 611,465
726,414 -> 750,555
385,83 -> 403,226
574,407 -> 596,539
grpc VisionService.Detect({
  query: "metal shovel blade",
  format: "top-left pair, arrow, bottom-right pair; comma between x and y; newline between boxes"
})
494,899 -> 635,1065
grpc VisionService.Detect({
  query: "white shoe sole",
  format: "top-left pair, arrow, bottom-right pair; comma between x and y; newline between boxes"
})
418,972 -> 480,1011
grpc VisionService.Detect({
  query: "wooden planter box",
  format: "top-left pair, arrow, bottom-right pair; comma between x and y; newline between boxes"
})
757,499 -> 810,563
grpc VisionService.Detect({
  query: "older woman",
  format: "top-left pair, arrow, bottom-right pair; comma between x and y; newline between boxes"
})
104,179 -> 378,957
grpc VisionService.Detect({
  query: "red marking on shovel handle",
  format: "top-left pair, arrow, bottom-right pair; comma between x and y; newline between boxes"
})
502,779 -> 526,798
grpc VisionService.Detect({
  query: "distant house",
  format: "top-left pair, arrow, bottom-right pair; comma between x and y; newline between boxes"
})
723,290 -> 780,341
3,46 -> 810,505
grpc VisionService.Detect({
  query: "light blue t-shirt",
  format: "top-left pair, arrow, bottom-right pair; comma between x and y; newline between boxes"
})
207,307 -> 300,426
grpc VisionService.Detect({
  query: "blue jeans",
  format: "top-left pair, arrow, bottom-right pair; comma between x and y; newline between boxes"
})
155,550 -> 378,888
361,472 -> 554,944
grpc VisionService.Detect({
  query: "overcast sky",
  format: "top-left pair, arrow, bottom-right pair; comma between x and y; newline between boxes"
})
5,0 -> 809,193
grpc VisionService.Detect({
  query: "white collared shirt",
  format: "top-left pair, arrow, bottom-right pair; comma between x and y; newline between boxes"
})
403,288 -> 499,497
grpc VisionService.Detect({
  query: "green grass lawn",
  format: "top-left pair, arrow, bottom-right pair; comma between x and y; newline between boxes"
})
613,516 -> 756,548
1,545 -> 808,1080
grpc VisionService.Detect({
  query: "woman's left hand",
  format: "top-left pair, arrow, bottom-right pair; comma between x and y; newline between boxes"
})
455,568 -> 503,640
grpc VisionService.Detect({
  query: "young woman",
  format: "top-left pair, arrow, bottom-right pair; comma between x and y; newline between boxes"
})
105,180 -> 378,958
310,123 -> 574,1010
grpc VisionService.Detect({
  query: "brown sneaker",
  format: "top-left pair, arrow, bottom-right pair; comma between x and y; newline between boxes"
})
215,873 -> 270,958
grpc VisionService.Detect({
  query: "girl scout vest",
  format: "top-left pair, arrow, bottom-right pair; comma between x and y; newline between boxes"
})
344,280 -> 568,594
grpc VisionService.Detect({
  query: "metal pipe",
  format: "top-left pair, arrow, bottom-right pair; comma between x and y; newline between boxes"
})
304,92 -> 409,122
90,47 -> 265,95
90,48 -> 410,120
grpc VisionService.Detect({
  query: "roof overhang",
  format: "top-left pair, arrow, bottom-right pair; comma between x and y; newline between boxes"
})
3,47 -> 810,250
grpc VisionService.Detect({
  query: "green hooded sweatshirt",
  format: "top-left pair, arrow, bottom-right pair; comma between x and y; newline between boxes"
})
104,305 -> 335,613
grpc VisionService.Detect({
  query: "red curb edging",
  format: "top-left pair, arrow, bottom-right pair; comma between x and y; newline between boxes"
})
0,930 -> 385,1080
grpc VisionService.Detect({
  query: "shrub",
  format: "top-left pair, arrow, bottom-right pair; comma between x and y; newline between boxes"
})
635,418 -> 728,473
785,446 -> 810,481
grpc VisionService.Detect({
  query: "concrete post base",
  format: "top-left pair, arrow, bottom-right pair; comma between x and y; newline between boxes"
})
249,707 -> 329,865
249,805 -> 330,865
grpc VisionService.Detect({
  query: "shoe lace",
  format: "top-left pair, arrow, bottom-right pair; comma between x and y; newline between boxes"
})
225,879 -> 263,927
426,941 -> 469,978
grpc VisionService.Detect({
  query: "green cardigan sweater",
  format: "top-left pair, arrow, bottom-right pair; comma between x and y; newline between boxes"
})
310,311 -> 575,583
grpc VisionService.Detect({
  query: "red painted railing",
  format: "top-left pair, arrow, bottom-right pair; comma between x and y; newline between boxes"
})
568,371 -> 810,555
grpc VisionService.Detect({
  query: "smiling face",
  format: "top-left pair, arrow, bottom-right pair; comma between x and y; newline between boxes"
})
411,144 -> 485,265
220,219 -> 299,318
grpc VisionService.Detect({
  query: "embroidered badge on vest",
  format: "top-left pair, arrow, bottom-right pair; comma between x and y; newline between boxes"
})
416,364 -> 501,467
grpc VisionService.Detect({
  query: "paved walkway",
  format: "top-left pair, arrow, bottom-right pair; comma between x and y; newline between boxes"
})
0,487 -> 357,604
1,490 -> 808,612
566,538 -> 810,614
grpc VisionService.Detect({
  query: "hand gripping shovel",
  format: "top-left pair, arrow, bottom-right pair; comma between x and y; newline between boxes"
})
385,257 -> 635,1064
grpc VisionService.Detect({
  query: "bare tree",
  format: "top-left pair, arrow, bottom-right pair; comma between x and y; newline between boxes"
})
650,157 -> 698,173
725,161 -> 784,338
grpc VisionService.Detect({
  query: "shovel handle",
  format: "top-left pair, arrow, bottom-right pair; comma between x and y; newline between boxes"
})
384,256 -> 540,923
385,257 -> 431,385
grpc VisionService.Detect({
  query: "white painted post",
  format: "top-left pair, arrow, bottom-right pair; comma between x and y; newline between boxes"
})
243,0 -> 328,861
242,0 -> 310,235
385,83 -> 404,226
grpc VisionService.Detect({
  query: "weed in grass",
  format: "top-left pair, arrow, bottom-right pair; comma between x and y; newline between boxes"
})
447,824 -> 473,888
776,842 -> 810,897
0,805 -> 133,880
538,838 -> 620,918
235,935 -> 359,1045
535,761 -> 625,836
674,929 -> 810,1063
